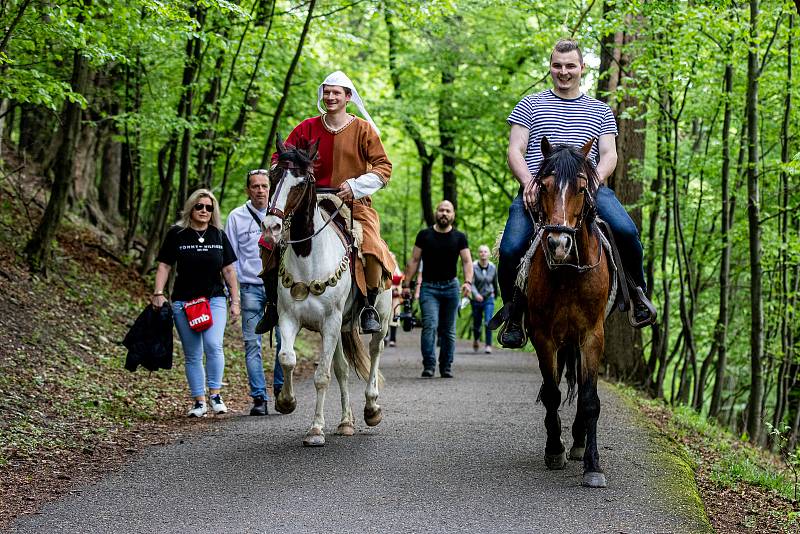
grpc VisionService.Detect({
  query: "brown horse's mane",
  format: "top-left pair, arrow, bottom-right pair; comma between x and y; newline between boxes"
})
531,143 -> 599,225
535,143 -> 598,196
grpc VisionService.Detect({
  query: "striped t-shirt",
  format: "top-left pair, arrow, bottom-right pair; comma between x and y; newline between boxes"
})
507,89 -> 617,176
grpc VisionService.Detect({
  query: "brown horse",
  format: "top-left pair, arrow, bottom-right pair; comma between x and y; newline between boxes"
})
525,137 -> 610,487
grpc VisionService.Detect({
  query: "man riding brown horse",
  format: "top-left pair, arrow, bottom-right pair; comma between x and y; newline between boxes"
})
492,38 -> 656,348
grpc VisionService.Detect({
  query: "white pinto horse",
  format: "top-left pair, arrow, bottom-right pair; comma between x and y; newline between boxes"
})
262,139 -> 391,447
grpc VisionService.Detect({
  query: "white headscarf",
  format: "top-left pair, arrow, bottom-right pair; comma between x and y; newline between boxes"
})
317,71 -> 380,135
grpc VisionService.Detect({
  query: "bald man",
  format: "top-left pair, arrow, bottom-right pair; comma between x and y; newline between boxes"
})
402,201 -> 473,378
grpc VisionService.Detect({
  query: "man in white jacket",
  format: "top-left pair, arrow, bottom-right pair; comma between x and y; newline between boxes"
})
225,170 -> 283,416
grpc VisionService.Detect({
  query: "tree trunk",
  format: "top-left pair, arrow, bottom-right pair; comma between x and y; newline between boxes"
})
24,43 -> 90,272
177,6 -> 205,209
260,0 -> 317,168
772,13 -> 794,441
99,117 -> 122,222
600,20 -> 646,383
385,2 -> 434,225
439,68 -> 457,211
194,36 -> 226,189
709,61 -> 735,419
218,0 -> 276,205
745,0 -> 764,445
19,104 -> 58,168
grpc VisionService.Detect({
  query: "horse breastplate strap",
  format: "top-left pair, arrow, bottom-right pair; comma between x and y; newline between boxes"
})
278,253 -> 351,301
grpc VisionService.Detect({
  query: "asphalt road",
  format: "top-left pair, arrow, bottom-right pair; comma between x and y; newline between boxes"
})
12,332 -> 711,533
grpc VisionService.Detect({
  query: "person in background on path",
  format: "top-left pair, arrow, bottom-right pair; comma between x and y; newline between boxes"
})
402,200 -> 473,378
224,169 -> 284,416
471,244 -> 498,354
152,189 -> 239,418
386,252 -> 403,347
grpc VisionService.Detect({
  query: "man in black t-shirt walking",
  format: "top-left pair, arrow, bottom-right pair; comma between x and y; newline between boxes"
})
402,201 -> 473,378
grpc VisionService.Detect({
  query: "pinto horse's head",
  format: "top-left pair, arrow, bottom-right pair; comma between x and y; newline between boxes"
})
533,137 -> 598,265
263,134 -> 319,250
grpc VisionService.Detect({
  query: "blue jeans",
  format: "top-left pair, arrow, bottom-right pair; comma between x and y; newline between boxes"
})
498,186 -> 646,302
419,279 -> 460,372
173,296 -> 228,398
240,283 -> 284,400
471,296 -> 495,346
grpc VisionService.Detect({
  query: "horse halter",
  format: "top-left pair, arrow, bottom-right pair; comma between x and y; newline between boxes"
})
266,161 -> 349,246
267,161 -> 315,222
536,172 -> 601,272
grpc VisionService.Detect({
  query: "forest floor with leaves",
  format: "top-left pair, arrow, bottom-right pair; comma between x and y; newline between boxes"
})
0,169 -> 797,532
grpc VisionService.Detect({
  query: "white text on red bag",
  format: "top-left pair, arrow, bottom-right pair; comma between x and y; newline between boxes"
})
184,297 -> 213,332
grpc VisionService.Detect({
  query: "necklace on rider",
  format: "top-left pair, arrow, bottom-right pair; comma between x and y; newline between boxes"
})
322,113 -> 354,134
195,229 -> 207,243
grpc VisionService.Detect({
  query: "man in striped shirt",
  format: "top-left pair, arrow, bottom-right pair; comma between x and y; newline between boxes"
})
494,39 -> 656,348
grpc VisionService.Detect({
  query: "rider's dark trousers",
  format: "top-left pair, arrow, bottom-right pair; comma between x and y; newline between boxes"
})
498,185 -> 646,304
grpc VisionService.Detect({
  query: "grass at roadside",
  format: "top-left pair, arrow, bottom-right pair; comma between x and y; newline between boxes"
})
615,385 -> 799,532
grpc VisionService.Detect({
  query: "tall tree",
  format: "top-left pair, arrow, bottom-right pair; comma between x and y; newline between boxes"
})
24,4 -> 91,272
745,0 -> 764,444
260,0 -> 317,167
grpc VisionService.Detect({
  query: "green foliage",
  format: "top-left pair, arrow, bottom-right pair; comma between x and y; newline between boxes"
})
2,0 -> 800,456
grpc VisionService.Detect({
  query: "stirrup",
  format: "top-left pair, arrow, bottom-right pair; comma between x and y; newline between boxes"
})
628,286 -> 657,328
497,319 -> 527,349
359,305 -> 381,334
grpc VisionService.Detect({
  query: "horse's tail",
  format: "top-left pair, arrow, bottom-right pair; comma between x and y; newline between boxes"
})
341,327 -> 384,387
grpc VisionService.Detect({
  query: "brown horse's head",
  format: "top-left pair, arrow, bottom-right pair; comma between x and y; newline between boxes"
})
533,137 -> 598,265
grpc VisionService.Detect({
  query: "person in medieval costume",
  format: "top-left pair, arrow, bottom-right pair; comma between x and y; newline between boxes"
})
256,70 -> 395,335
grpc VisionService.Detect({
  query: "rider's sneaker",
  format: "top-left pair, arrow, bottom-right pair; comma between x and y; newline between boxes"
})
209,394 -> 227,415
249,395 -> 268,416
421,368 -> 435,378
360,306 -> 381,334
499,320 -> 526,349
187,401 -> 208,418
484,345 -> 492,354
630,286 -> 657,328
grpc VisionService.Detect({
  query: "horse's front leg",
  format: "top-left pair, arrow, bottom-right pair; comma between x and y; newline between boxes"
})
578,328 -> 606,487
364,290 -> 389,426
332,339 -> 355,436
275,317 -> 299,415
534,337 -> 566,470
303,317 -> 342,447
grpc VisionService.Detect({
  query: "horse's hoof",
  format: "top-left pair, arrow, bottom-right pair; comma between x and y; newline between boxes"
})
275,395 -> 296,414
568,446 -> 585,461
336,422 -> 355,436
545,451 -> 567,470
582,471 -> 607,488
364,405 -> 383,427
302,432 -> 325,447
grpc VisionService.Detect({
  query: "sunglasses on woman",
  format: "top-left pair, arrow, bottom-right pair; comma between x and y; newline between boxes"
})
194,203 -> 214,213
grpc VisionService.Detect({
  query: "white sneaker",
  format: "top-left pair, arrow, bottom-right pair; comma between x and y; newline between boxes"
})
209,394 -> 227,415
187,401 -> 208,418
484,346 -> 492,354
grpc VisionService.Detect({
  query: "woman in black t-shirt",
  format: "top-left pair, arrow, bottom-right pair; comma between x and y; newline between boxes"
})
152,189 -> 239,418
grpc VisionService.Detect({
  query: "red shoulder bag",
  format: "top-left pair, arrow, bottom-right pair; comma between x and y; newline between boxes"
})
184,297 -> 213,332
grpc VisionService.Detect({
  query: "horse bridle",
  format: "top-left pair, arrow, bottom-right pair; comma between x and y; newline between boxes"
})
267,162 -> 347,245
533,173 -> 602,273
